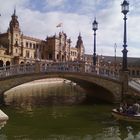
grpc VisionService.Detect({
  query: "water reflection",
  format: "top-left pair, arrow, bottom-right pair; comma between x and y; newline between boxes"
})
0,121 -> 7,130
1,104 -> 140,140
94,125 -> 140,140
44,134 -> 95,140
0,134 -> 7,140
123,126 -> 140,140
4,78 -> 86,108
0,121 -> 7,139
2,78 -> 140,139
94,126 -> 119,140
5,132 -> 140,140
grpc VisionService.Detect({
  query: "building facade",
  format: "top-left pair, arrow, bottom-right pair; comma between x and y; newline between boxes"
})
84,54 -> 140,77
0,10 -> 85,67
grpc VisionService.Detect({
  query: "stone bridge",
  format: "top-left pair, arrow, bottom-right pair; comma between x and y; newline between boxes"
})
0,62 -> 139,104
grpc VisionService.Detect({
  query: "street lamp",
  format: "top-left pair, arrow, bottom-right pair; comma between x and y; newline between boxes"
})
92,18 -> 98,67
121,0 -> 129,71
121,0 -> 129,101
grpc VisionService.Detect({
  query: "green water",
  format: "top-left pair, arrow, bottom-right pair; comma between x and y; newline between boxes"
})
1,79 -> 140,140
1,105 -> 140,140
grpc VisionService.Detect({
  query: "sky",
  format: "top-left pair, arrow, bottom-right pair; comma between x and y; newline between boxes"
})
0,0 -> 140,58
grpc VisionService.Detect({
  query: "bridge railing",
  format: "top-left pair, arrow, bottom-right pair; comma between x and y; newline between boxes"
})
0,62 -> 120,80
0,64 -> 36,78
40,62 -> 120,80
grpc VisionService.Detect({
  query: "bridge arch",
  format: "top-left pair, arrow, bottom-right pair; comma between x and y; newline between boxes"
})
65,77 -> 115,103
0,73 -> 123,105
61,73 -> 122,103
3,74 -> 116,104
0,62 -> 139,105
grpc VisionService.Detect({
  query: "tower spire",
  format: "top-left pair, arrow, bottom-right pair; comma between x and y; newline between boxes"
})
78,32 -> 82,40
75,33 -> 85,61
9,6 -> 20,33
13,6 -> 16,16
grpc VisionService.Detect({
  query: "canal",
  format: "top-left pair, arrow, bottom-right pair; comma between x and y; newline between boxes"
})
0,78 -> 140,140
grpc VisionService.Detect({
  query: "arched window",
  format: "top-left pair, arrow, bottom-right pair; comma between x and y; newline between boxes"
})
137,70 -> 139,76
30,43 -> 32,48
0,60 -> 3,67
62,55 -> 64,61
49,54 -> 52,60
6,61 -> 10,66
26,42 -> 28,48
5,61 -> 10,69
57,54 -> 59,60
132,70 -> 135,76
20,61 -> 24,64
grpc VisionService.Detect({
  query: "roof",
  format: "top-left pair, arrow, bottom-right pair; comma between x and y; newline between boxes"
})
85,54 -> 140,66
0,33 -> 8,37
23,35 -> 46,42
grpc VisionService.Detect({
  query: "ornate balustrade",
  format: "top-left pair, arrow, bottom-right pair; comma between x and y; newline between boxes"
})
0,64 -> 35,78
0,62 -> 120,80
41,62 -> 120,80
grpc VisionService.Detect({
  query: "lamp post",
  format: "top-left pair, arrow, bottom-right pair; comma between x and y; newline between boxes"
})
121,0 -> 129,71
121,0 -> 129,101
92,18 -> 98,67
114,43 -> 117,71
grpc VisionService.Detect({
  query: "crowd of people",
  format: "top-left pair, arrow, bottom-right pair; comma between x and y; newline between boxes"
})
118,101 -> 140,115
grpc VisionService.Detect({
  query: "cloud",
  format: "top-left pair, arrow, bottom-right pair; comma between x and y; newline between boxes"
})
18,9 -> 92,49
0,0 -> 29,32
0,0 -> 140,57
0,0 -> 29,12
45,0 -> 65,7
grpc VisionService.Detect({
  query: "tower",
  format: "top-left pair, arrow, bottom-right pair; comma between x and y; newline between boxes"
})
9,9 -> 20,33
8,8 -> 22,56
75,33 -> 85,61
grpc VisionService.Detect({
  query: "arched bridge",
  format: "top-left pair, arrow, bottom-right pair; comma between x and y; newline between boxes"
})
0,62 -> 139,104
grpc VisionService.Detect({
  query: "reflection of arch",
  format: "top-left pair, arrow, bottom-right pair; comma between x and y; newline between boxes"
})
0,60 -> 3,67
6,61 -> 10,66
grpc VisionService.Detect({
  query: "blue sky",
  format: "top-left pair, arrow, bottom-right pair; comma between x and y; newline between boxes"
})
0,0 -> 140,57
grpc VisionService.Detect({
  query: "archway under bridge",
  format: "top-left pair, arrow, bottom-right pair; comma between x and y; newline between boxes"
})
0,72 -> 126,104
